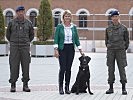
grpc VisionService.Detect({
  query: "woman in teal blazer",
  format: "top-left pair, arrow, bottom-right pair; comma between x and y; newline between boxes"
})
54,10 -> 83,95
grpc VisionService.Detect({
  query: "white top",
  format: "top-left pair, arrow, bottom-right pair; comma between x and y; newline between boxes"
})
64,26 -> 73,44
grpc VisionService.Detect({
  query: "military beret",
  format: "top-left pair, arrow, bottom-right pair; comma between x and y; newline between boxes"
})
110,10 -> 119,17
16,6 -> 25,12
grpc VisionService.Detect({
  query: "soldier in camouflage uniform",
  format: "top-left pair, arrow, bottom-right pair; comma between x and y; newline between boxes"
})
105,10 -> 129,95
6,6 -> 34,92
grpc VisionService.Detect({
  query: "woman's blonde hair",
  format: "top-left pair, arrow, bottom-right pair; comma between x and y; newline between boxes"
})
62,10 -> 72,23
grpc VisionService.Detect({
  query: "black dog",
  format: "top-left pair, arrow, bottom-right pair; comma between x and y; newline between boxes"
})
71,55 -> 93,95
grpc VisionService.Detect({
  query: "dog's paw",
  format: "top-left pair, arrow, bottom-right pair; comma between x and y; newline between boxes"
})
76,92 -> 79,95
89,92 -> 94,95
83,91 -> 87,93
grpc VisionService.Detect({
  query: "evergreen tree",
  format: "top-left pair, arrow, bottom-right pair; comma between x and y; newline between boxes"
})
0,5 -> 5,42
37,0 -> 53,41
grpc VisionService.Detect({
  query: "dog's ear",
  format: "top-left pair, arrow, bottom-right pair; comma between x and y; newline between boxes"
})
79,56 -> 83,61
86,56 -> 91,63
88,56 -> 91,61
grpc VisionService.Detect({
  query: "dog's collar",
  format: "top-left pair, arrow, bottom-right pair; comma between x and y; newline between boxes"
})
80,63 -> 88,65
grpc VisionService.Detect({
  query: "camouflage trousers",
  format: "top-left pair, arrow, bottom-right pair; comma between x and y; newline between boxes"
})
106,49 -> 127,84
9,46 -> 31,83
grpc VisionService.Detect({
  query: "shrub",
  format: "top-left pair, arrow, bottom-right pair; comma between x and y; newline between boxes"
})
0,5 -> 5,43
37,0 -> 53,42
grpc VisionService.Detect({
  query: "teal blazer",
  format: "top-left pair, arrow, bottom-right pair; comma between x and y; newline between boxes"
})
54,24 -> 80,50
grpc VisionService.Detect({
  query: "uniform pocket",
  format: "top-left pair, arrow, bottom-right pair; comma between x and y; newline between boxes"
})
117,50 -> 127,67
106,50 -> 115,67
120,50 -> 126,59
107,50 -> 114,58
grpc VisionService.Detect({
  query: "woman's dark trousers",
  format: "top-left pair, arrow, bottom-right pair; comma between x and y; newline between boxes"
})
58,44 -> 75,93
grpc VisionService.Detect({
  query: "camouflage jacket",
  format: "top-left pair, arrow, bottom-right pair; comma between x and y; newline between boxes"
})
105,23 -> 129,50
6,18 -> 34,46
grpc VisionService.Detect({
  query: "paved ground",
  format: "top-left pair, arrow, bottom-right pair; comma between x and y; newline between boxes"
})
0,52 -> 133,100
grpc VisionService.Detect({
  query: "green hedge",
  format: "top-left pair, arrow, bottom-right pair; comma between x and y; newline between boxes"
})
0,41 -> 8,44
32,41 -> 54,45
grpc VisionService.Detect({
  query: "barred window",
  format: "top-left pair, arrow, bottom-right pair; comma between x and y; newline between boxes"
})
79,11 -> 87,27
54,11 -> 61,27
130,16 -> 133,40
108,11 -> 113,26
5,11 -> 13,26
29,11 -> 37,27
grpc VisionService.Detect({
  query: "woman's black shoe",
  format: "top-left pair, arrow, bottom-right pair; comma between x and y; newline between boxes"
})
10,83 -> 16,92
59,86 -> 64,95
65,86 -> 71,94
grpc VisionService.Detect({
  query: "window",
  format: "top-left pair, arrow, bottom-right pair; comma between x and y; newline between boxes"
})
29,11 -> 37,27
5,11 -> 13,26
79,11 -> 87,27
108,11 -> 113,26
131,15 -> 133,40
54,11 -> 61,27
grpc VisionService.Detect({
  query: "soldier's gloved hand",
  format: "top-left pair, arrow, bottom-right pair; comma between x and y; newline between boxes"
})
125,45 -> 129,50
125,47 -> 128,50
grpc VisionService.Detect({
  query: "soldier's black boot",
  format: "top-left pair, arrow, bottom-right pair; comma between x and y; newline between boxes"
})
59,85 -> 64,95
122,83 -> 127,95
65,86 -> 71,94
10,83 -> 16,92
23,82 -> 31,92
106,84 -> 114,94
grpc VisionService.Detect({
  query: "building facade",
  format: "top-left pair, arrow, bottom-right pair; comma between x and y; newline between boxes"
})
0,0 -> 133,40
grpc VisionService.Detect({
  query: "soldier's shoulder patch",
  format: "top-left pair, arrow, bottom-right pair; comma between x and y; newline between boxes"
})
108,30 -> 112,33
107,28 -> 112,33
